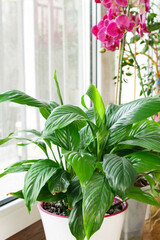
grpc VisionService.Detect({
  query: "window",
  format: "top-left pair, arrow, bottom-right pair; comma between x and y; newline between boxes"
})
0,0 -> 91,201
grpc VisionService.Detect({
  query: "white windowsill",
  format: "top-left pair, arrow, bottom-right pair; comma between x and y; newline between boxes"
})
0,198 -> 40,240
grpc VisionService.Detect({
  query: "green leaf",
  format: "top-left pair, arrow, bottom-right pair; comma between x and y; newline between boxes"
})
85,108 -> 95,121
0,160 -> 39,178
0,90 -> 50,109
107,125 -> 132,147
147,22 -> 160,31
130,34 -> 140,43
23,159 -> 60,212
65,151 -> 96,183
141,44 -> 149,54
67,177 -> 82,208
86,84 -> 105,124
11,190 -> 24,199
103,154 -> 137,198
0,132 -> 14,145
33,141 -> 49,158
128,120 -> 160,138
37,184 -> 66,202
105,103 -> 120,125
54,124 -> 80,151
48,169 -> 70,194
126,187 -> 160,207
108,97 -> 160,130
79,125 -> 93,150
43,105 -> 89,136
21,129 -> 41,136
69,200 -> 85,240
126,152 -> 160,173
86,85 -> 108,144
39,107 -> 51,119
142,174 -> 156,193
83,172 -> 114,240
120,131 -> 160,152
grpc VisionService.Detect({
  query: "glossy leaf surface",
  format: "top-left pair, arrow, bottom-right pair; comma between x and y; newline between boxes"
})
48,169 -> 70,194
126,187 -> 160,207
43,105 -> 89,136
67,177 -> 82,208
103,154 -> 137,198
23,159 -> 60,212
127,152 -> 160,172
83,172 -> 114,240
65,151 -> 96,183
69,201 -> 85,240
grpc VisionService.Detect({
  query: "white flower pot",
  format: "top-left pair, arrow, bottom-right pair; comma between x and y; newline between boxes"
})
38,197 -> 128,240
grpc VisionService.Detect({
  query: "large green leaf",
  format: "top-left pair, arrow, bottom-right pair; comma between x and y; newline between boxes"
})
127,120 -> 160,138
43,105 -> 89,136
107,125 -> 132,147
119,131 -> 160,152
37,184 -> 66,202
48,169 -> 70,194
65,151 -> 96,183
67,177 -> 82,208
86,84 -> 105,124
69,200 -> 85,240
23,159 -> 60,212
0,90 -> 50,109
83,172 -> 114,240
103,154 -> 137,198
0,159 -> 39,178
79,125 -> 93,150
126,187 -> 160,207
107,97 -> 160,130
105,103 -> 120,126
86,85 -> 108,145
126,152 -> 160,173
54,124 -> 80,151
39,101 -> 59,119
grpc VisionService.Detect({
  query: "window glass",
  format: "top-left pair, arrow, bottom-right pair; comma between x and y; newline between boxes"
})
0,0 -> 90,201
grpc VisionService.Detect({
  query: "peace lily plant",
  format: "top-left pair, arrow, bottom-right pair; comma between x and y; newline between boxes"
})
1,72 -> 160,239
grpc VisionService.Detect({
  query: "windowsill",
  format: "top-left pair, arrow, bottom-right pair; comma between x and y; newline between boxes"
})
0,198 -> 40,240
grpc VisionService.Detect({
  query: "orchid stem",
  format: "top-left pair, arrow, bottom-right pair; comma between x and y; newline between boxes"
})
127,42 -> 146,98
118,35 -> 126,105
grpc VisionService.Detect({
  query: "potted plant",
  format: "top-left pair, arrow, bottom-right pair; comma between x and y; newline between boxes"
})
1,73 -> 160,240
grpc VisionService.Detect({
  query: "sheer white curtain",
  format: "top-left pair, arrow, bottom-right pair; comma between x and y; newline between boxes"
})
0,0 -> 90,201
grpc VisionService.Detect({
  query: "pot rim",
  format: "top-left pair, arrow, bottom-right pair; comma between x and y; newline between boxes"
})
38,196 -> 128,219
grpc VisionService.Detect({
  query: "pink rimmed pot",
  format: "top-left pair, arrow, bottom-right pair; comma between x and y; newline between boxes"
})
37,197 -> 128,240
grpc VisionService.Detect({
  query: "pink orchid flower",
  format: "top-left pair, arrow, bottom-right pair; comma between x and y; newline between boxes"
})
102,0 -> 113,8
115,0 -> 128,7
104,40 -> 119,51
139,13 -> 150,37
139,0 -> 150,12
145,0 -> 150,12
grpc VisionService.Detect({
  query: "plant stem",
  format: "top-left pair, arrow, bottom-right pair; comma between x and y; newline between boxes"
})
118,36 -> 126,105
127,42 -> 146,98
115,42 -> 122,105
57,146 -> 64,169
134,40 -> 137,100
54,70 -> 63,105
49,145 -> 59,164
